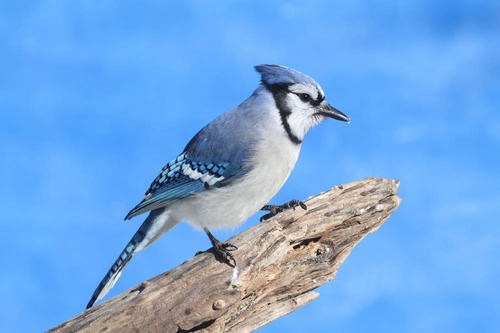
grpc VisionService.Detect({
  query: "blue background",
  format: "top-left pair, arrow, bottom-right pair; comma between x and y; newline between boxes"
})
1,1 -> 499,332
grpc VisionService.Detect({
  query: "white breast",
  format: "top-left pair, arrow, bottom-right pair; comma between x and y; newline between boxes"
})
171,128 -> 301,230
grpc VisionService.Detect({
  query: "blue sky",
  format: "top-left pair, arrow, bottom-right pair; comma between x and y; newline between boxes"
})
1,1 -> 499,332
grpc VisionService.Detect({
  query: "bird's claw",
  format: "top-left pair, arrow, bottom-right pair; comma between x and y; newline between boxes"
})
211,241 -> 237,267
260,199 -> 307,221
197,241 -> 237,267
202,228 -> 238,267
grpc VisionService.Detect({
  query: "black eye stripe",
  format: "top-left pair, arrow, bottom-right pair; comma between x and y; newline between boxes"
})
293,92 -> 324,106
313,93 -> 325,106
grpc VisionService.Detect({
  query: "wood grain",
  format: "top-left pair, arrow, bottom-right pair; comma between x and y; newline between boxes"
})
48,177 -> 401,333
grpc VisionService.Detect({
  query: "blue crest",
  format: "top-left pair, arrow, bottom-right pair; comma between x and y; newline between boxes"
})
254,64 -> 317,86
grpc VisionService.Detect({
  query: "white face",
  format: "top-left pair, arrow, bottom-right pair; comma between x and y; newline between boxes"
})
285,82 -> 329,140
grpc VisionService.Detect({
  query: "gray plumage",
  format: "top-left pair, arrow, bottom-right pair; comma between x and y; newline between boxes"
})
87,64 -> 349,309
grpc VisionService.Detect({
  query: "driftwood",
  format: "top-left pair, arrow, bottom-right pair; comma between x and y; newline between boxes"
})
49,177 -> 401,333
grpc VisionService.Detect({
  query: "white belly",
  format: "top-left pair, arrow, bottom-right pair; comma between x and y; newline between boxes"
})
170,137 -> 301,230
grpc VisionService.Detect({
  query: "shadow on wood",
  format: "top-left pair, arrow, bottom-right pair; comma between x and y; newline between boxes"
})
49,177 -> 401,333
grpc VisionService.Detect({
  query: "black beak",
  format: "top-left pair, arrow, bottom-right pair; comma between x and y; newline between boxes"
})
318,104 -> 350,123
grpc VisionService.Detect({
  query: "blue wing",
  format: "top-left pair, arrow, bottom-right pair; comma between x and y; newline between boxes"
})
125,107 -> 258,220
124,152 -> 248,220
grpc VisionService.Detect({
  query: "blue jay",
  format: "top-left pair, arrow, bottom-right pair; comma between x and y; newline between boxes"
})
86,64 -> 350,309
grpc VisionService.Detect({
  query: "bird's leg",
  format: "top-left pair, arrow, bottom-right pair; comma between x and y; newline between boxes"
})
203,228 -> 237,267
260,199 -> 307,221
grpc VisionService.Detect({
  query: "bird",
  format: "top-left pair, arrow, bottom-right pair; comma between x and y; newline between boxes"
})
86,64 -> 350,309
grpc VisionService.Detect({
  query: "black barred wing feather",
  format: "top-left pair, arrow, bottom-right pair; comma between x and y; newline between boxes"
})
124,153 -> 238,220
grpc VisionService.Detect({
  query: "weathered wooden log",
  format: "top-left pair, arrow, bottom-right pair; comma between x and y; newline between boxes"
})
49,177 -> 401,333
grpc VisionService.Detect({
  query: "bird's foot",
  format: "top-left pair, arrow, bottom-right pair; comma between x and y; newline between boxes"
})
260,199 -> 307,221
203,228 -> 237,267
210,241 -> 237,267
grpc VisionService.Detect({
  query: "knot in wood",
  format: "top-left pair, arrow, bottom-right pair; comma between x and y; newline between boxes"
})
212,299 -> 226,310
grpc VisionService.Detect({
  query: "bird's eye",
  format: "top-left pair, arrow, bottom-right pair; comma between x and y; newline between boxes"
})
297,93 -> 312,103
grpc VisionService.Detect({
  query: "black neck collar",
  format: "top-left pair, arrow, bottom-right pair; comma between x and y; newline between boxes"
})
262,82 -> 302,145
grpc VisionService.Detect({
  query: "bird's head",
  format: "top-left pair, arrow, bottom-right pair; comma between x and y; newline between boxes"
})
255,64 -> 349,144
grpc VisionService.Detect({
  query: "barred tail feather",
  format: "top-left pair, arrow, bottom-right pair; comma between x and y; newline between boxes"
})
86,208 -> 176,309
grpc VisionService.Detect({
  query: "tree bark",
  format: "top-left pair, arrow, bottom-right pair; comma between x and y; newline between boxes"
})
49,177 -> 401,333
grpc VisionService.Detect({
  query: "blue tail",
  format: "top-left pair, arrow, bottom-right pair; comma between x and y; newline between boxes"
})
86,209 -> 164,309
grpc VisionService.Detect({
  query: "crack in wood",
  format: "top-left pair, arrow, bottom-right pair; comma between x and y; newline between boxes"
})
176,319 -> 216,333
276,287 -> 318,303
129,282 -> 147,294
290,236 -> 322,250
